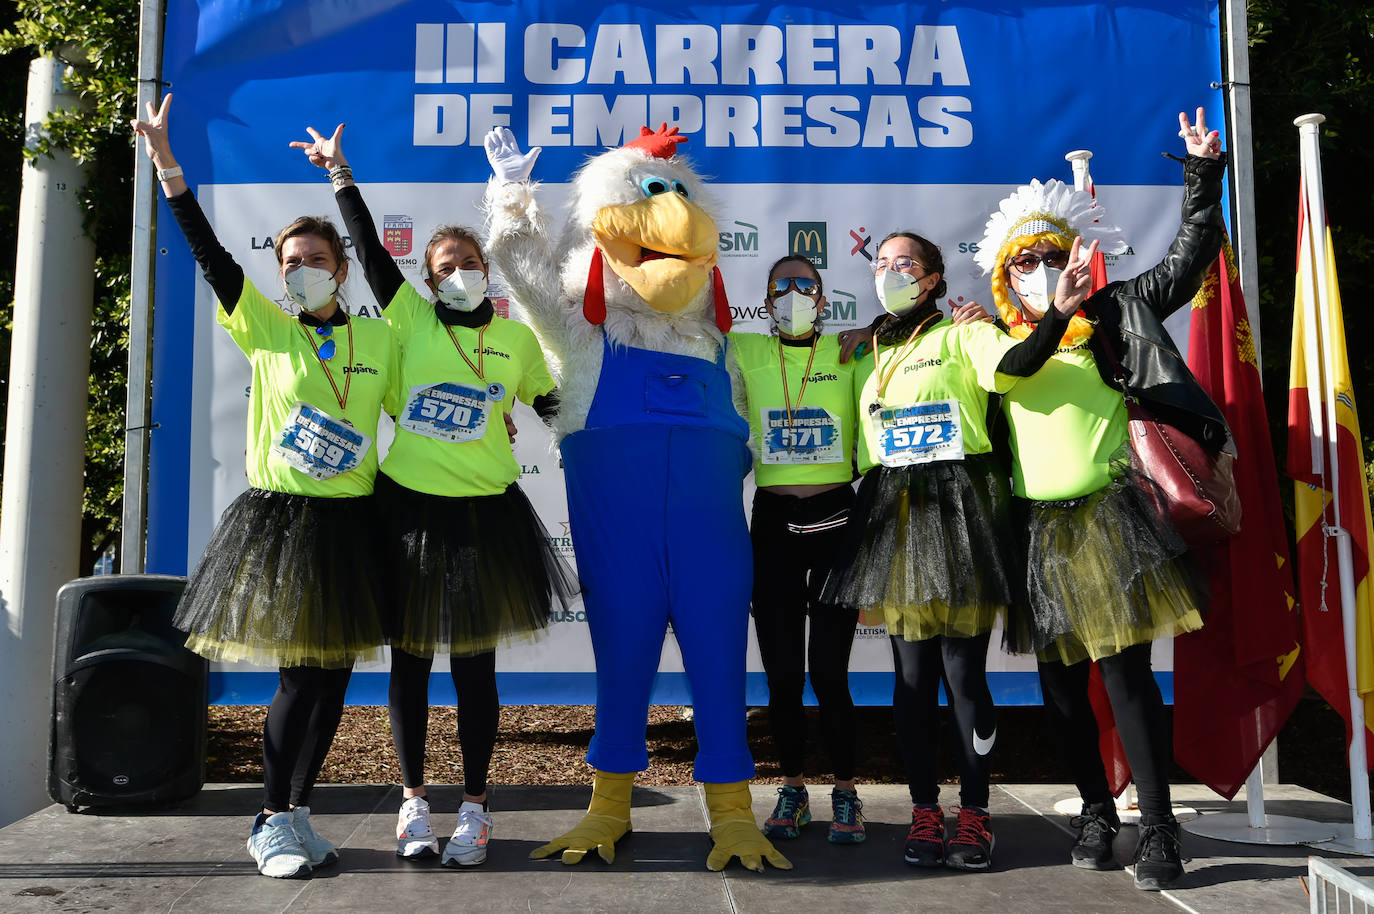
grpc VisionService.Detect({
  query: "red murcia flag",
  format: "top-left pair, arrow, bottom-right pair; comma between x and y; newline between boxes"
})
1173,238 -> 1303,798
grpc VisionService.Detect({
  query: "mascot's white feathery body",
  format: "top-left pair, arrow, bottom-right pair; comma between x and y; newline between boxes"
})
482,126 -> 787,874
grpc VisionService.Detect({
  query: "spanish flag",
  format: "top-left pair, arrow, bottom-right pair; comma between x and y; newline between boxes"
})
1174,238 -> 1303,799
1286,177 -> 1374,761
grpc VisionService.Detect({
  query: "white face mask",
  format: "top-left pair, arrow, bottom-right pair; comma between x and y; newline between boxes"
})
284,265 -> 338,313
875,268 -> 925,316
435,269 -> 488,312
772,290 -> 818,335
1015,263 -> 1062,315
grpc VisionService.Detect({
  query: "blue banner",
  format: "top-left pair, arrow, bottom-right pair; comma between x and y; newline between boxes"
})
150,0 -> 1224,705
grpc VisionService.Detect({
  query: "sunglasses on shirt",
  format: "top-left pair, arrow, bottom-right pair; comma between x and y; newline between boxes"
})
314,323 -> 336,361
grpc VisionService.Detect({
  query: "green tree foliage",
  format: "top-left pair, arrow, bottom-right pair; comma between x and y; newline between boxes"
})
1246,0 -> 1374,485
0,0 -> 138,571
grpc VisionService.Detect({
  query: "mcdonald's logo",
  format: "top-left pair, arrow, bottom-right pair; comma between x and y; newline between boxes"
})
788,222 -> 828,270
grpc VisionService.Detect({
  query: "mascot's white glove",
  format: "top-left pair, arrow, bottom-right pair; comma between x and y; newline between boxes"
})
484,127 -> 541,183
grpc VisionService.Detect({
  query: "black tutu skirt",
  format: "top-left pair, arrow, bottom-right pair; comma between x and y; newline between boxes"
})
821,453 -> 1012,640
175,487 -> 386,669
375,472 -> 578,658
1004,469 -> 1206,665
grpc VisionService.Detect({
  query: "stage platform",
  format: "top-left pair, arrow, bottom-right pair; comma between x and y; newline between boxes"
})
1,782 -> 1367,913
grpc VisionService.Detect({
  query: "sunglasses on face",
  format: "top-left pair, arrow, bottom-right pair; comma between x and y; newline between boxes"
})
869,255 -> 925,273
767,276 -> 821,297
1007,250 -> 1070,274
314,323 -> 336,360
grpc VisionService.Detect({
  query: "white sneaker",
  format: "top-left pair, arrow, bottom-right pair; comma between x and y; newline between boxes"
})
247,811 -> 312,879
396,796 -> 440,858
441,801 -> 493,867
291,806 -> 339,867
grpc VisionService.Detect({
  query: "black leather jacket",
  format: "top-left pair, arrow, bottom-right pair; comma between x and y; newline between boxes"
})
1085,153 -> 1233,453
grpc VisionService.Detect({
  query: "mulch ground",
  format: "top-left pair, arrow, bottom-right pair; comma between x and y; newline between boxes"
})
207,693 -> 1351,799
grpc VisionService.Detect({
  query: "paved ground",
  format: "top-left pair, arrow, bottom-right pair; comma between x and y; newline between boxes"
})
1,782 -> 1369,913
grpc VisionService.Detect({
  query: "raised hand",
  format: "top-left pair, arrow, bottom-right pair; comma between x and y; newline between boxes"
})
1178,107 -> 1222,159
130,94 -> 187,195
484,127 -> 541,183
130,93 -> 174,166
289,124 -> 348,172
1052,236 -> 1100,317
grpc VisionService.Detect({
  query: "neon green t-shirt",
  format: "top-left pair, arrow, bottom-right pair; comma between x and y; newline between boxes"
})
380,283 -> 555,496
217,279 -> 400,497
854,319 -> 1020,475
730,331 -> 858,486
1001,346 -> 1129,501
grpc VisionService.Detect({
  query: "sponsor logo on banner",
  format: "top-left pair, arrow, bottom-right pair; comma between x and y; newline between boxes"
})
789,222 -> 827,269
1104,246 -> 1136,268
547,520 -> 576,558
488,281 -> 512,318
520,463 -> 541,475
820,289 -> 858,327
719,220 -> 760,257
731,303 -> 770,322
382,214 -> 414,256
855,624 -> 888,639
849,225 -> 874,261
551,608 -> 589,623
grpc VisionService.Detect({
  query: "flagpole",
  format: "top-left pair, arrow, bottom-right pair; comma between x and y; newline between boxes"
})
1063,148 -> 1140,821
1295,113 -> 1374,852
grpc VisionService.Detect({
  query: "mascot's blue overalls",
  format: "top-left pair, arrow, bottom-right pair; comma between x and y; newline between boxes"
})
560,330 -> 754,782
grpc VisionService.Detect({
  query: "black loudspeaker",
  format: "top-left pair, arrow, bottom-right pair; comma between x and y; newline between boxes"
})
48,574 -> 207,811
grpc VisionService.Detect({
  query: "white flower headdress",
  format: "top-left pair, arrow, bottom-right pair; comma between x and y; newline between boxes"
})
974,178 -> 1127,275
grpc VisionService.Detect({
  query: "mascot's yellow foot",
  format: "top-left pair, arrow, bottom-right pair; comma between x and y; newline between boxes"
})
704,781 -> 792,872
530,770 -> 634,864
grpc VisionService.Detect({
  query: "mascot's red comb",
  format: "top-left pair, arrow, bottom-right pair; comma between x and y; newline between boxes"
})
624,124 -> 687,159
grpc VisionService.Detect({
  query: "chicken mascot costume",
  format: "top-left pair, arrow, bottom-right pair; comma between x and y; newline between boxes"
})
484,125 -> 788,873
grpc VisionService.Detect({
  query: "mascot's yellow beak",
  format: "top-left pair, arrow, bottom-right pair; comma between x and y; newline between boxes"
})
591,192 -> 718,314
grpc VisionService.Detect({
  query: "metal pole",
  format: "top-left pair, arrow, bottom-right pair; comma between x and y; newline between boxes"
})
0,56 -> 96,827
1296,111 -> 1372,842
1222,0 -> 1262,366
121,0 -> 166,573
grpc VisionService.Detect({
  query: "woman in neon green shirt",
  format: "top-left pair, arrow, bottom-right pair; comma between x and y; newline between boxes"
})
824,230 -> 1095,872
292,124 -> 575,869
133,95 -> 398,880
731,254 -> 864,844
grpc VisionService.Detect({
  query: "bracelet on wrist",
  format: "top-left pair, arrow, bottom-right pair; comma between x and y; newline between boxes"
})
327,165 -> 353,185
156,165 -> 183,182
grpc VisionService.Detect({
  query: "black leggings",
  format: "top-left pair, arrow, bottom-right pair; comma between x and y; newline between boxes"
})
892,632 -> 996,808
1037,642 -> 1172,818
750,486 -> 859,782
389,647 -> 499,796
262,665 -> 353,813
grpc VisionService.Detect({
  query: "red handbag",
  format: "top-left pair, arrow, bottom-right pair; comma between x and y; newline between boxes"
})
1126,400 -> 1241,547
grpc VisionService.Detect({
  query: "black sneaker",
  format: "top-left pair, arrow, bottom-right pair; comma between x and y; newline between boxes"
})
904,804 -> 945,867
945,806 -> 994,871
1132,816 -> 1186,890
1069,802 -> 1121,870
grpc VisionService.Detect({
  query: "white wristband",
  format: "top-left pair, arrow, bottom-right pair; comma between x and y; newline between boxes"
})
156,165 -> 183,182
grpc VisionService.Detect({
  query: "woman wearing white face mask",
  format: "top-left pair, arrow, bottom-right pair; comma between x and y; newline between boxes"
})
821,230 -> 1096,873
981,110 -> 1226,891
728,255 -> 864,844
132,96 -> 399,879
292,125 -> 576,868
